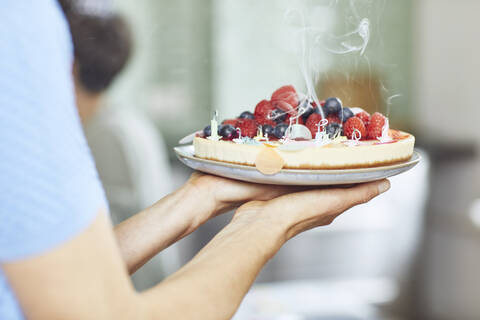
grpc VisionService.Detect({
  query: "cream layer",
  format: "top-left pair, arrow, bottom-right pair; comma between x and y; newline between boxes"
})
193,133 -> 415,169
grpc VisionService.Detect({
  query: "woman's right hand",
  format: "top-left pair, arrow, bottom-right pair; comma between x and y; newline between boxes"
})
232,179 -> 390,242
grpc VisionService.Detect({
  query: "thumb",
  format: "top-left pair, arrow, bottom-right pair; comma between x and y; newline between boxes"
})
268,179 -> 391,239
339,179 -> 391,211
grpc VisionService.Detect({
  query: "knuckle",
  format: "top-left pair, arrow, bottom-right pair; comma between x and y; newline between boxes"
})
327,193 -> 346,213
358,193 -> 371,204
353,185 -> 378,205
325,216 -> 336,225
364,185 -> 379,202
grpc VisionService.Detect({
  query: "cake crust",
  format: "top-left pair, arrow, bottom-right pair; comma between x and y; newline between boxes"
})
196,155 -> 413,170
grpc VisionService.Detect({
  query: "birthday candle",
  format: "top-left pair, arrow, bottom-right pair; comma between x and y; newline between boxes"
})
209,110 -> 220,141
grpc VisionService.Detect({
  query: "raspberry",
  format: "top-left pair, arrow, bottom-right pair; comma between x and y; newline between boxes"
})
236,118 -> 258,138
356,111 -> 371,127
271,85 -> 299,112
305,113 -> 324,137
326,114 -> 341,124
297,115 -> 305,125
367,112 -> 386,140
254,100 -> 275,121
222,119 -> 238,126
344,117 -> 366,140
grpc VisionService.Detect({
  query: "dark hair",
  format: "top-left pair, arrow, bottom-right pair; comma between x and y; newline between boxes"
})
59,1 -> 133,93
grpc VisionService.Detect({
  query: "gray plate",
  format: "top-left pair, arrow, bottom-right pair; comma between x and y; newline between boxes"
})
174,145 -> 421,186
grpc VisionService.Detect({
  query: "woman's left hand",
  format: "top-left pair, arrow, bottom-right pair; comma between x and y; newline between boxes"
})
184,172 -> 303,223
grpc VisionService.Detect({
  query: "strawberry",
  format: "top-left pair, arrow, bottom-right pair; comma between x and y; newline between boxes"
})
284,113 -> 304,125
255,118 -> 276,127
236,118 -> 258,138
367,112 -> 386,140
305,113 -> 324,137
344,117 -> 366,140
326,114 -> 341,124
222,119 -> 238,126
356,111 -> 371,127
271,85 -> 299,112
254,100 -> 275,121
273,100 -> 298,115
297,115 -> 305,125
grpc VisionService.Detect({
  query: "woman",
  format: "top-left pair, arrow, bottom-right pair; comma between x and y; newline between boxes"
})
0,1 -> 390,319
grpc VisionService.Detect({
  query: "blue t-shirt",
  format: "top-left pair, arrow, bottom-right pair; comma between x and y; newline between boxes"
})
0,1 -> 107,319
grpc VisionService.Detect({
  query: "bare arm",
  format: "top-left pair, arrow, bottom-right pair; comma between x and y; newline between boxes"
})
115,172 -> 299,273
3,179 -> 389,320
142,215 -> 282,319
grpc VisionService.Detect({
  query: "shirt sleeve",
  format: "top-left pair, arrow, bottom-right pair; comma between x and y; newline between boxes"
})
0,1 -> 108,262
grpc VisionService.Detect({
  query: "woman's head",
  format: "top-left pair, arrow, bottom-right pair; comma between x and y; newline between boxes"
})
69,13 -> 132,93
59,0 -> 133,121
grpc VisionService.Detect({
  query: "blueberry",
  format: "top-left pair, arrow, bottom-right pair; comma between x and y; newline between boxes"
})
239,111 -> 254,119
338,107 -> 354,123
203,124 -> 221,137
203,125 -> 214,137
203,125 -> 211,137
262,124 -> 275,137
325,123 -> 343,139
219,124 -> 237,140
299,100 -> 315,121
314,105 -> 328,117
270,108 -> 287,123
274,123 -> 289,139
323,97 -> 342,116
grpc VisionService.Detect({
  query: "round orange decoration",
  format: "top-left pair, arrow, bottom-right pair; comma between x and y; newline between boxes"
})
255,146 -> 285,175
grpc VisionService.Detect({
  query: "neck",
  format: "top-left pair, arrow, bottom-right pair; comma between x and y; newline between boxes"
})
75,87 -> 103,124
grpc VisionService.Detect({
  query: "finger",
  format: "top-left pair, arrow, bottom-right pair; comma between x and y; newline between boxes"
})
214,183 -> 307,215
334,179 -> 390,213
215,178 -> 310,203
268,179 -> 390,224
240,183 -> 311,201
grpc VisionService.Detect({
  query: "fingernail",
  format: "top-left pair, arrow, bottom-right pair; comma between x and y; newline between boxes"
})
378,180 -> 390,194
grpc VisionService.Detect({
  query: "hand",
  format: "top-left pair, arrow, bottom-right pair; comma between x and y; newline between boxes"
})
185,172 -> 304,221
232,179 -> 391,242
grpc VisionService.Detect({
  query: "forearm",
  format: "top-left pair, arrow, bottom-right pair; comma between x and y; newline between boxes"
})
6,182 -> 386,319
114,173 -> 297,274
141,215 -> 284,320
114,182 -> 214,274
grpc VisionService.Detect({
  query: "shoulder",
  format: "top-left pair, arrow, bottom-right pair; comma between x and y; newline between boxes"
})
0,1 -> 72,53
0,0 -> 107,261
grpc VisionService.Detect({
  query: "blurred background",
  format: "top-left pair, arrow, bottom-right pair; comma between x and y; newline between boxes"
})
63,0 -> 480,319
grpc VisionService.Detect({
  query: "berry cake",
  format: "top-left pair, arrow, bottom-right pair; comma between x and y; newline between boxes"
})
193,85 -> 415,175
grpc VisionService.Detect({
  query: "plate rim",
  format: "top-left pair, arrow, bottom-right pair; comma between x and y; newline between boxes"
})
174,144 -> 421,175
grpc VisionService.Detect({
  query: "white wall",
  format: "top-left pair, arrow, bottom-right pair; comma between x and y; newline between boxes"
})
415,1 -> 480,318
211,0 -> 334,118
415,0 -> 480,142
